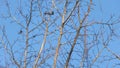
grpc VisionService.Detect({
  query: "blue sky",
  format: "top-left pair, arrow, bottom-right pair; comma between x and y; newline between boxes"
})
0,0 -> 120,68
96,0 -> 120,52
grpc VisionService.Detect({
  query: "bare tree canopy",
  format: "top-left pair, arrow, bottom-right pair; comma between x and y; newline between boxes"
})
0,0 -> 120,68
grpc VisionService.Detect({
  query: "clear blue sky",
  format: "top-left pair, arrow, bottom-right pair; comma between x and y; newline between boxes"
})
94,0 -> 120,52
0,0 -> 120,68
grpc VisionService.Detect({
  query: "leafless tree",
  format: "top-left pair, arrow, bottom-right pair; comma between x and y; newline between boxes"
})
0,0 -> 120,68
